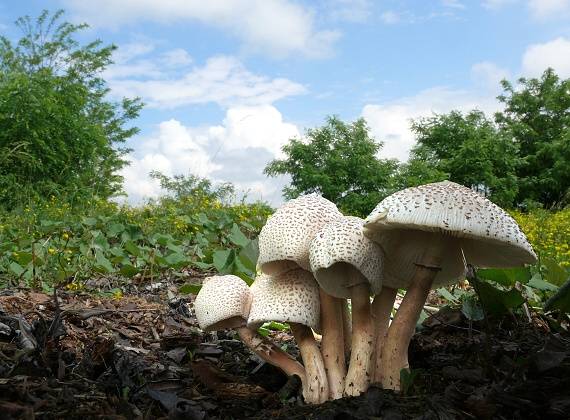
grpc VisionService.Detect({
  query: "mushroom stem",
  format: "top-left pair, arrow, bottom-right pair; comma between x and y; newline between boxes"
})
319,290 -> 346,400
380,265 -> 437,390
290,323 -> 330,404
371,286 -> 397,384
236,327 -> 306,382
341,298 -> 352,358
344,270 -> 375,397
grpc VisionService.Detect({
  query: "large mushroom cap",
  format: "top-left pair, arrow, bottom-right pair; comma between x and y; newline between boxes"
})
310,216 -> 384,298
247,270 -> 320,331
194,275 -> 251,331
257,193 -> 343,275
363,181 -> 537,288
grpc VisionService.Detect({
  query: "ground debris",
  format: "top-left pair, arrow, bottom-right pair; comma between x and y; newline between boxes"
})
1,288 -> 569,419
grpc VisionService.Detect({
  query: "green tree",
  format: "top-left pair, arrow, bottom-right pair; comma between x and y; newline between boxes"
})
495,68 -> 570,209
408,110 -> 519,207
0,10 -> 142,209
264,116 -> 399,217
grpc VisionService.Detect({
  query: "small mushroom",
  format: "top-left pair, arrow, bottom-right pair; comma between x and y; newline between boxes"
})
310,216 -> 384,396
248,270 -> 329,405
257,193 -> 345,400
363,181 -> 537,390
193,275 -> 306,383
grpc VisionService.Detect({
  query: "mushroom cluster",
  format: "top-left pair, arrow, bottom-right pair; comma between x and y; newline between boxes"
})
193,181 -> 537,403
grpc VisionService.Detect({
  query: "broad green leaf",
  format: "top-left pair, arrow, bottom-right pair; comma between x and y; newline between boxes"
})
94,251 -> 115,273
544,277 -> 570,314
543,259 -> 569,286
119,264 -> 139,278
461,296 -> 484,321
477,267 -> 531,287
82,217 -> 98,227
436,287 -> 459,303
121,224 -> 144,242
13,251 -> 33,266
193,261 -> 213,270
527,273 -> 559,292
229,224 -> 249,247
179,284 -> 202,295
124,241 -> 140,256
239,238 -> 259,271
164,252 -> 189,268
213,249 -> 232,273
109,247 -> 126,257
107,223 -> 125,237
9,261 -> 24,276
473,279 -> 525,316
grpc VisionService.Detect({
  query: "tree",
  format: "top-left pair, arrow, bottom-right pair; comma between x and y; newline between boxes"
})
495,68 -> 570,209
264,116 -> 399,217
408,110 -> 519,208
0,10 -> 142,209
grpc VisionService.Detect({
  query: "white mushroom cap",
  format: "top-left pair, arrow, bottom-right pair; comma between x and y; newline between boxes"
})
363,181 -> 537,289
247,270 -> 320,331
194,275 -> 251,331
257,194 -> 343,275
309,216 -> 384,298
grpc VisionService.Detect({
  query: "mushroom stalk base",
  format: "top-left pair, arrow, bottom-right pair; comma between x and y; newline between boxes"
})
319,290 -> 346,400
237,327 -> 306,382
371,287 -> 397,384
380,266 -> 437,391
344,274 -> 374,397
290,323 -> 329,404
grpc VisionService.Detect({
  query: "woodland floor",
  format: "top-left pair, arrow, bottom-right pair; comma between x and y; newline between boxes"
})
1,276 -> 569,420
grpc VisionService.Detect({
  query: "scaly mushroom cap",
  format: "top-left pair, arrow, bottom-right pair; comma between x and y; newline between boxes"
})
257,194 -> 343,275
194,275 -> 251,331
363,181 -> 537,289
248,270 -> 320,331
310,216 -> 384,298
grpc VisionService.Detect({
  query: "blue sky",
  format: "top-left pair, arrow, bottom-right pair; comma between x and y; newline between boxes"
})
2,0 -> 570,205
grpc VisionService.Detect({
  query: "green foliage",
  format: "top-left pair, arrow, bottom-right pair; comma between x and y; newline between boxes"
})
0,10 -> 142,209
0,181 -> 272,290
496,68 -> 570,209
264,116 -> 399,217
408,110 -> 519,207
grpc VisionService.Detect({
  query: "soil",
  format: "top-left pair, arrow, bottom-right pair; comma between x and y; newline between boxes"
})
0,283 -> 569,420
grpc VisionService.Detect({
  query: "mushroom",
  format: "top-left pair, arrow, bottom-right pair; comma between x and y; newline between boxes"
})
193,275 -> 306,383
309,216 -> 384,396
257,193 -> 345,400
248,270 -> 328,404
363,181 -> 537,390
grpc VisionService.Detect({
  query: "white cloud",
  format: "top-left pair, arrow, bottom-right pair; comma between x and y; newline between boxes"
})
471,61 -> 510,91
482,0 -> 517,9
121,119 -> 219,203
108,55 -> 306,108
362,87 -> 501,162
121,106 -> 298,205
208,105 -> 300,156
63,0 -> 340,58
522,37 -> 570,78
528,0 -> 570,20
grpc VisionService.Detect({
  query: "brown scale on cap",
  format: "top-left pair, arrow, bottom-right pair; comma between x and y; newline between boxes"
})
363,181 -> 537,289
194,275 -> 250,331
247,270 -> 320,331
310,216 -> 384,298
257,193 -> 343,275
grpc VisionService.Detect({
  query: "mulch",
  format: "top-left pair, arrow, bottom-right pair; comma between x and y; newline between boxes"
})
0,285 -> 569,419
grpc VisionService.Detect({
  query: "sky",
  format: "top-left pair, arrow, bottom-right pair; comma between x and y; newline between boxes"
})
1,0 -> 570,205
